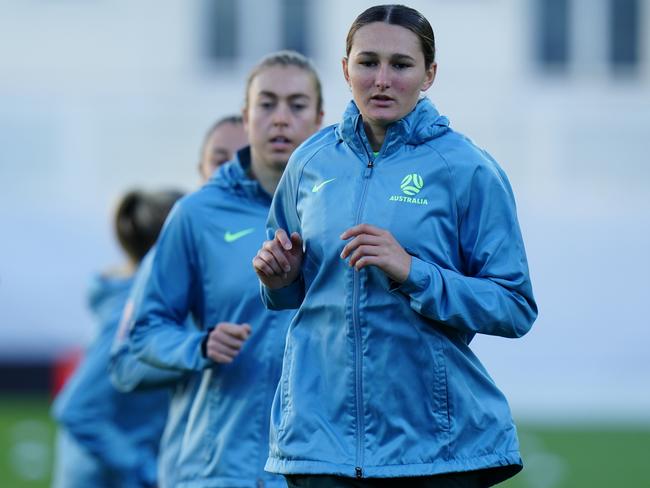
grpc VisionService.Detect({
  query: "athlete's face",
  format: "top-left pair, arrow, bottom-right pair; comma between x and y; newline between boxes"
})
244,65 -> 323,172
343,22 -> 436,129
199,122 -> 248,182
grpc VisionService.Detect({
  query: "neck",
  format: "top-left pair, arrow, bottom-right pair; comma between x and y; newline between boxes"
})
363,120 -> 387,152
250,151 -> 283,196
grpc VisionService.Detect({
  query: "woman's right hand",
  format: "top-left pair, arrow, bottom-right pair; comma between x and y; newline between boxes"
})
253,229 -> 304,290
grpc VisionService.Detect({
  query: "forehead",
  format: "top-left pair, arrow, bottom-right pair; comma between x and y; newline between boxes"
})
350,22 -> 422,58
248,65 -> 318,99
208,122 -> 245,146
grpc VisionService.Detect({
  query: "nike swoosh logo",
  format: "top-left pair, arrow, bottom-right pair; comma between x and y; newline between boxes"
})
224,228 -> 255,243
312,178 -> 336,193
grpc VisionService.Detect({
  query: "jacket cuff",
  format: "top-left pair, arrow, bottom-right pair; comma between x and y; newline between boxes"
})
261,275 -> 304,310
200,327 -> 214,358
394,255 -> 431,295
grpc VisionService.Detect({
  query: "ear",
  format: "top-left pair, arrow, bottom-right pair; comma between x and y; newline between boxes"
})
421,62 -> 437,92
342,57 -> 351,87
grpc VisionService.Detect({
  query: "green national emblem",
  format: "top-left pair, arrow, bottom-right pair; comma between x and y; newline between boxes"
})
400,174 -> 424,196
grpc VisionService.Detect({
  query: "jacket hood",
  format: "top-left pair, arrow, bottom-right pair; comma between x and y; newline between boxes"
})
87,272 -> 133,325
336,97 -> 450,157
208,146 -> 272,204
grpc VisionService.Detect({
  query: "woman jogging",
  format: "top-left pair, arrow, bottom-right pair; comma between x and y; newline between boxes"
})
254,5 -> 537,487
108,115 -> 247,488
52,189 -> 183,488
130,51 -> 323,487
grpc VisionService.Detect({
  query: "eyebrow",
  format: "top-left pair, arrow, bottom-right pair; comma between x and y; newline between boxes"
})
356,51 -> 417,63
258,91 -> 312,100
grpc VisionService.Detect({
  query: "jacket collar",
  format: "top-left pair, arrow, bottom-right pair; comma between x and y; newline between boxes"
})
208,146 -> 272,204
336,98 -> 450,158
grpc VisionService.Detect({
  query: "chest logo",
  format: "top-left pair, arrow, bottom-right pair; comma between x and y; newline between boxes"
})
400,174 -> 424,195
389,173 -> 428,206
312,178 -> 336,193
224,228 -> 255,243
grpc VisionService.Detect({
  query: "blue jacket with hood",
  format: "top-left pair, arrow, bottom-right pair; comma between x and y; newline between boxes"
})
110,249 -> 198,488
262,99 -> 537,485
130,147 -> 293,488
52,272 -> 167,488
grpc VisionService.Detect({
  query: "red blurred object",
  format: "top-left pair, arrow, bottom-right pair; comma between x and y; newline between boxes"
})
51,348 -> 84,398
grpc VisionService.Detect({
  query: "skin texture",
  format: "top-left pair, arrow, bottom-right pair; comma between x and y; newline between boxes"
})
244,64 -> 323,196
254,22 -> 436,289
208,64 -> 322,364
198,122 -> 248,182
342,21 -> 436,151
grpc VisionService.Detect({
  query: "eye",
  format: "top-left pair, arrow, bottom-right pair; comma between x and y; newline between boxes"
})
393,63 -> 411,70
291,103 -> 307,112
259,100 -> 275,110
358,60 -> 377,67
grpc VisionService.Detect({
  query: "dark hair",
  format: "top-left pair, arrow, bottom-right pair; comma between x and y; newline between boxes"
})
346,5 -> 435,68
244,50 -> 323,114
114,189 -> 184,263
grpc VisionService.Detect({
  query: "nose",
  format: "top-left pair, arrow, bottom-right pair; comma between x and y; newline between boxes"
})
272,102 -> 290,126
375,63 -> 391,90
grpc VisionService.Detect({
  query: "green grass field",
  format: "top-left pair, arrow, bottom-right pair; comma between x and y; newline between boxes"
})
1,396 -> 648,487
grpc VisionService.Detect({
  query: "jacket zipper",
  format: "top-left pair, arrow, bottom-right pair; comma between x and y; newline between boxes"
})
352,156 -> 374,479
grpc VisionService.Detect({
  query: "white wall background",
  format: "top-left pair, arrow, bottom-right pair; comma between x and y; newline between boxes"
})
1,0 -> 648,421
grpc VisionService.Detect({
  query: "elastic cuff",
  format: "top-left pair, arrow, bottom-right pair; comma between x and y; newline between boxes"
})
200,327 -> 214,358
396,255 -> 429,295
261,275 -> 305,310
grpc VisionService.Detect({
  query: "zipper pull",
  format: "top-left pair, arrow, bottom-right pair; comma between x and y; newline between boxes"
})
364,160 -> 374,177
355,467 -> 363,478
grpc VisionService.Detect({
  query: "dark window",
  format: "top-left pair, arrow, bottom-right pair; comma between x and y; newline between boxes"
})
609,0 -> 640,70
536,0 -> 570,69
204,0 -> 238,61
281,0 -> 311,55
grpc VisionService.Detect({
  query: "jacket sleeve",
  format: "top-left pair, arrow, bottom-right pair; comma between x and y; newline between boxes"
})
396,157 -> 537,338
130,203 -> 213,371
260,155 -> 306,310
110,304 -> 186,391
109,253 -> 186,392
52,324 -> 155,485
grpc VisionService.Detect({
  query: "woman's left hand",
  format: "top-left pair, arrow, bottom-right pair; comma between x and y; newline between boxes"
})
340,224 -> 411,283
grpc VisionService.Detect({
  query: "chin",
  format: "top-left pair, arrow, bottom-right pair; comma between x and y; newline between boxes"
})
270,158 -> 290,171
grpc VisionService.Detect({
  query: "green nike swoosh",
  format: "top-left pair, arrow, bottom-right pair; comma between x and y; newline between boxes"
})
224,228 -> 255,243
312,178 -> 336,193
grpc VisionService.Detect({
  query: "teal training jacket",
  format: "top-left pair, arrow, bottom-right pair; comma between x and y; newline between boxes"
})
262,99 -> 537,485
109,249 -> 197,488
131,148 -> 292,488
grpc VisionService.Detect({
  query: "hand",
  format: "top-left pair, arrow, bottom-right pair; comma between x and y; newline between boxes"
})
340,223 -> 411,283
205,322 -> 252,364
253,229 -> 304,290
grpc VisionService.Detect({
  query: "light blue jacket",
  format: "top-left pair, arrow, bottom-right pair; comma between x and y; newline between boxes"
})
52,273 -> 167,488
109,250 -> 197,488
130,148 -> 293,488
262,99 -> 538,484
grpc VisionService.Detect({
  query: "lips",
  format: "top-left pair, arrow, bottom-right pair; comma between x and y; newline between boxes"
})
369,95 -> 395,107
269,135 -> 293,151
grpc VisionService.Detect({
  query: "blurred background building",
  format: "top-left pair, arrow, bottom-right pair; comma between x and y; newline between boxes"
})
0,0 -> 648,422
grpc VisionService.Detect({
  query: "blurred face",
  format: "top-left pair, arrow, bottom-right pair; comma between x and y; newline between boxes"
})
199,122 -> 248,182
343,22 -> 436,129
244,65 -> 323,171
